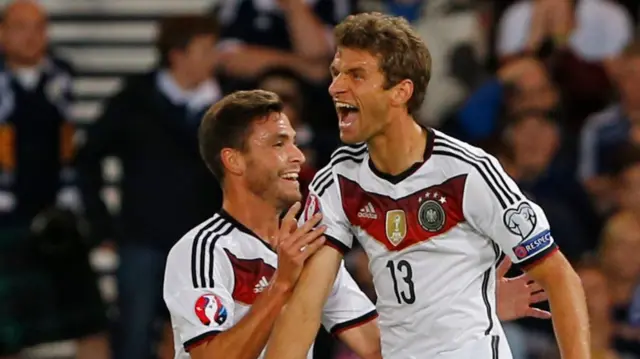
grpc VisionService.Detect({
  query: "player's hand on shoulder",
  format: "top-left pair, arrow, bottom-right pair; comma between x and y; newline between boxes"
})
495,257 -> 551,321
272,202 -> 326,292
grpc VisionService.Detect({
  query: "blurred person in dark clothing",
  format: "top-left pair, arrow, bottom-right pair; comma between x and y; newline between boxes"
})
496,0 -> 629,128
455,57 -> 560,144
496,110 -> 598,258
0,1 -> 109,358
598,212 -> 640,357
255,67 -> 339,198
575,259 -> 621,359
213,0 -> 354,133
579,40 -> 640,213
74,15 -> 223,359
213,0 -> 352,84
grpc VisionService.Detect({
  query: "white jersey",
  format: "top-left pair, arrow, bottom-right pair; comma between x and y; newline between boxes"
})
163,211 -> 377,359
302,129 -> 558,359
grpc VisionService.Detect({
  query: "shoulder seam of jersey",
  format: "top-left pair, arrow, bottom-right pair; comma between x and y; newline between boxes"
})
431,135 -> 522,209
190,215 -> 235,289
310,144 -> 368,196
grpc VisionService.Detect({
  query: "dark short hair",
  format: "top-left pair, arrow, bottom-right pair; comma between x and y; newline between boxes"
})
334,12 -> 431,117
199,90 -> 284,182
156,15 -> 219,68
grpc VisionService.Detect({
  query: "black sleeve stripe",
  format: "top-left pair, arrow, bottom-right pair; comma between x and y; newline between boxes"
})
481,268 -> 494,335
199,219 -> 228,289
331,143 -> 367,157
183,330 -> 222,351
191,216 -> 225,288
192,215 -> 236,289
330,310 -> 379,335
317,177 -> 335,197
434,138 -> 521,205
206,222 -> 234,288
519,242 -> 559,270
311,152 -> 367,193
434,136 -> 516,201
432,149 -> 508,209
325,235 -> 350,254
332,154 -> 365,167
310,145 -> 368,193
310,167 -> 333,191
434,137 -> 521,203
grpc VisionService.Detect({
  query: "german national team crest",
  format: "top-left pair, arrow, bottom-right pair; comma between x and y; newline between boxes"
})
385,209 -> 407,246
418,200 -> 446,232
194,294 -> 227,327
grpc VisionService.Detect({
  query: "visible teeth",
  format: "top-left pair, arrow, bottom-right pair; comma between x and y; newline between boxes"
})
335,102 -> 358,110
281,173 -> 298,180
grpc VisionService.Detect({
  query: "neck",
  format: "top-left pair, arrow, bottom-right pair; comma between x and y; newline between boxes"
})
222,182 -> 281,247
367,112 -> 427,175
168,67 -> 200,91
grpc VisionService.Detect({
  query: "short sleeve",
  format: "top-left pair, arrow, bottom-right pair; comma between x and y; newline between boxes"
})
301,169 -> 353,254
321,262 -> 377,335
463,155 -> 558,269
163,241 -> 236,351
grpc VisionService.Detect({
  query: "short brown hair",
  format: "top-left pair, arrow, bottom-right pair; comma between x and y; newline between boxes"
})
199,90 -> 284,182
156,15 -> 219,67
334,12 -> 431,116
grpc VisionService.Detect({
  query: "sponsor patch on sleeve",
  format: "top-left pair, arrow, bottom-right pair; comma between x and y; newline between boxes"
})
512,229 -> 554,260
194,294 -> 227,327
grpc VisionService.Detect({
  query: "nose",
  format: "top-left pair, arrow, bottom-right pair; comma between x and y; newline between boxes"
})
289,143 -> 306,166
328,74 -> 346,97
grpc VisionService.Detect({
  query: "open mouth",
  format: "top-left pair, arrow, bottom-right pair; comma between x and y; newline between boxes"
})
335,102 -> 360,129
279,173 -> 299,182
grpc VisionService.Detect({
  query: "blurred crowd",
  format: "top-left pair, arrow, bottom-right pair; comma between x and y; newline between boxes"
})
2,0 -> 640,358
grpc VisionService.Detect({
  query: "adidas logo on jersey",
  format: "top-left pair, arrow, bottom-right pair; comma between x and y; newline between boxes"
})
253,276 -> 269,293
358,202 -> 378,219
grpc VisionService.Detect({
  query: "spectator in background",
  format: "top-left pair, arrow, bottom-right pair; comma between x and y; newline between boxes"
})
496,0 -> 631,129
496,110 -> 597,259
598,211 -> 640,356
455,57 -> 559,144
497,0 -> 632,62
255,67 -> 339,196
575,260 -> 621,359
75,16 -> 223,359
0,1 -> 109,358
579,41 -> 640,212
360,0 -> 490,126
213,0 -> 353,133
214,0 -> 350,85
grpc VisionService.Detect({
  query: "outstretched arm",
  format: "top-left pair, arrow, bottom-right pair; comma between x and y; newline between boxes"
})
265,245 -> 344,359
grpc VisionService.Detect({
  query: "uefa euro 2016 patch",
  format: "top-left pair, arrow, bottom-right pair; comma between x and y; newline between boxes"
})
512,229 -> 553,260
194,293 -> 227,327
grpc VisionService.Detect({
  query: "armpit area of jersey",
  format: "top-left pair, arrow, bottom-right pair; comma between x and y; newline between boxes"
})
329,309 -> 378,335
184,330 -> 222,352
324,235 -> 350,254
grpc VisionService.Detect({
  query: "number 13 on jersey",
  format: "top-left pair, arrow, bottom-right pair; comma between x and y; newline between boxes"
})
386,260 -> 416,304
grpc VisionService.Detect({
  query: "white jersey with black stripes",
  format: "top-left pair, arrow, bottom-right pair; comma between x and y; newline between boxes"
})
163,211 -> 376,359
301,128 -> 558,359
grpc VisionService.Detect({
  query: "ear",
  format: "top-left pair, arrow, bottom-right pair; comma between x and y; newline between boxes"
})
389,79 -> 414,108
220,148 -> 245,177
